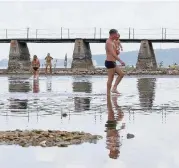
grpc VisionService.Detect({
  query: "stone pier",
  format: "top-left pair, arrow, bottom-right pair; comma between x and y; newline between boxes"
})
71,39 -> 94,70
8,40 -> 31,73
136,40 -> 157,70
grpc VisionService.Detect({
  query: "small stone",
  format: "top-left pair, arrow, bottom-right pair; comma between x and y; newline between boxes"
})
34,130 -> 42,134
32,140 -> 38,146
15,129 -> 22,132
127,133 -> 135,139
92,135 -> 102,140
41,131 -> 49,137
18,139 -> 27,147
57,144 -> 68,147
62,113 -> 67,117
39,140 -> 46,147
73,140 -> 81,144
46,141 -> 54,147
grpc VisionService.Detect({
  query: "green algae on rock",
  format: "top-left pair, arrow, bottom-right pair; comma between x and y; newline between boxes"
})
0,130 -> 102,147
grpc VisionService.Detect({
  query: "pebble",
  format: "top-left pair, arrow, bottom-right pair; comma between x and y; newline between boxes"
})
62,113 -> 67,117
127,133 -> 135,139
39,140 -> 46,147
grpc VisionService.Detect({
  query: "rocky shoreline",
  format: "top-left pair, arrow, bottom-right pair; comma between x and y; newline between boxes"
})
1,68 -> 179,76
0,130 -> 102,147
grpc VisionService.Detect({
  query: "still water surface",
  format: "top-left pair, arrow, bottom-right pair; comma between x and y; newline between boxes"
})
0,75 -> 179,168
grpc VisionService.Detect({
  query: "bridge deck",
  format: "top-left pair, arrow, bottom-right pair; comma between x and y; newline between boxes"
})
0,38 -> 179,43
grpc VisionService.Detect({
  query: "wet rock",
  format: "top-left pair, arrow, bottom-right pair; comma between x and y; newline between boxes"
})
39,140 -> 46,147
19,139 -> 27,147
34,130 -> 42,134
3,67 -> 179,76
62,113 -> 67,117
0,130 -> 102,148
41,131 -> 49,137
57,143 -> 68,147
127,133 -> 135,139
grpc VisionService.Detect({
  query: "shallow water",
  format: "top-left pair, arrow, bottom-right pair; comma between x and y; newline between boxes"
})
0,75 -> 179,168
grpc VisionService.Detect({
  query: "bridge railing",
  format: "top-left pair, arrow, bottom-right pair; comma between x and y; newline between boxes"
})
0,27 -> 179,39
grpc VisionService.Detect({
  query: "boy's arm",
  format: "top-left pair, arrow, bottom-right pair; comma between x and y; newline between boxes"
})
114,40 -> 119,50
115,41 -> 125,65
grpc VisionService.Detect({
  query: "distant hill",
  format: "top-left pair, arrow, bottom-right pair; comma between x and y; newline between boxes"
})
0,48 -> 179,68
93,48 -> 179,67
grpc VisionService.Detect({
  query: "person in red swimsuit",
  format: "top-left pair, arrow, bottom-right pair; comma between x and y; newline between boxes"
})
31,55 -> 40,78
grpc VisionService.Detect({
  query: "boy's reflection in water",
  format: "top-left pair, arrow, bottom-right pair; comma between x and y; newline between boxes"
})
33,79 -> 40,93
105,95 -> 125,159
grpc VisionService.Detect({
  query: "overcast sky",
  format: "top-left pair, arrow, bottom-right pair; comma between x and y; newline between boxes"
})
0,1 -> 179,59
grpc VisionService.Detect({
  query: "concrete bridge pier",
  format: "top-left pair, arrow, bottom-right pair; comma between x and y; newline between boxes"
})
136,40 -> 157,70
71,39 -> 94,70
8,40 -> 31,73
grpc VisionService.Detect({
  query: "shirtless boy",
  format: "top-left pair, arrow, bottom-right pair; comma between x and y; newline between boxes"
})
105,29 -> 125,95
114,33 -> 123,55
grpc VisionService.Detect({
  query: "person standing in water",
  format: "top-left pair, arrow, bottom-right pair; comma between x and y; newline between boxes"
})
105,29 -> 125,95
31,55 -> 40,78
45,53 -> 53,74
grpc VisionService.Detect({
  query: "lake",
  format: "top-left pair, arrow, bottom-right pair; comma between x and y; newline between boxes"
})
0,75 -> 179,168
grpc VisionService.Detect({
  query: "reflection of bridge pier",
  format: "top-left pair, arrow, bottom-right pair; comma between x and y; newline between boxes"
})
72,77 -> 92,112
137,78 -> 156,110
8,77 -> 31,116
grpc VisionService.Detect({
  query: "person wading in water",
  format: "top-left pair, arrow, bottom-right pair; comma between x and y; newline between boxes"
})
105,29 -> 125,95
45,53 -> 53,74
31,55 -> 40,78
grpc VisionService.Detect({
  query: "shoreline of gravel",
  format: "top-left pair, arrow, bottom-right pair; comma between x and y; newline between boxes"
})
1,68 -> 179,76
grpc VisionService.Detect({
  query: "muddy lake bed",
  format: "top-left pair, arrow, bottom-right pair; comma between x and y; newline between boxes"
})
0,75 -> 179,168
